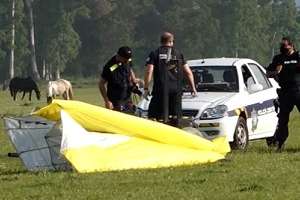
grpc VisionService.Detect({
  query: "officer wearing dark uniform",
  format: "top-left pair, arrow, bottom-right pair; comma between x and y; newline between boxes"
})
99,46 -> 137,112
144,32 -> 197,126
266,37 -> 300,151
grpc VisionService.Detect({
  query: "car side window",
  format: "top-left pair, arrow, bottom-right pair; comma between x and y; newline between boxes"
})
248,63 -> 271,90
241,65 -> 255,90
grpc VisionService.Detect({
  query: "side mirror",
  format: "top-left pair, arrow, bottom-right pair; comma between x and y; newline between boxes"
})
248,83 -> 263,93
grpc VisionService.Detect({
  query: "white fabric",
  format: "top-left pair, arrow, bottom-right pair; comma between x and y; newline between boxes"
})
60,111 -> 130,152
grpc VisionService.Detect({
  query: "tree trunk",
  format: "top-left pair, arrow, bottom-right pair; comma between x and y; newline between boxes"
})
42,59 -> 46,79
55,68 -> 60,80
48,64 -> 53,80
45,64 -> 51,81
9,0 -> 15,79
24,0 -> 40,80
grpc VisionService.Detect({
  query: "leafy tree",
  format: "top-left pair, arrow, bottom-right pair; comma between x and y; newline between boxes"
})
0,1 -> 10,81
1,0 -> 300,80
161,0 -> 220,59
0,1 -> 29,82
34,0 -> 89,79
23,0 -> 40,80
271,0 -> 300,51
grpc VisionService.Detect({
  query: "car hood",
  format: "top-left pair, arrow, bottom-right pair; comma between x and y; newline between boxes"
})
182,92 -> 236,112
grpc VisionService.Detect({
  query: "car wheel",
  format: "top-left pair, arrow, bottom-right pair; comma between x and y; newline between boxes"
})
230,117 -> 249,150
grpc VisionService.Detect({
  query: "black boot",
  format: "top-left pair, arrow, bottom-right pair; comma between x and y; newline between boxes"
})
266,136 -> 278,147
276,142 -> 285,153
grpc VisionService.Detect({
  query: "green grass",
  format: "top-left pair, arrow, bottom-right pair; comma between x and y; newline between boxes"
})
1,84 -> 300,200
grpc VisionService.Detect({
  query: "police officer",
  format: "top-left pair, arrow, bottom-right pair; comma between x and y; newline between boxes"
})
266,37 -> 300,151
99,46 -> 137,112
144,32 -> 197,126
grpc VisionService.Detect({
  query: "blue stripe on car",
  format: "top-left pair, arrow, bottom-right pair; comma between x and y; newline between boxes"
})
227,99 -> 275,117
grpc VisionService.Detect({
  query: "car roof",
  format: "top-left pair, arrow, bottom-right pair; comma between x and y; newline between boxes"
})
187,58 -> 257,67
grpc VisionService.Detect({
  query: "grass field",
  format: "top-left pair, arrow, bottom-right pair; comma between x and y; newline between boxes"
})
1,80 -> 300,200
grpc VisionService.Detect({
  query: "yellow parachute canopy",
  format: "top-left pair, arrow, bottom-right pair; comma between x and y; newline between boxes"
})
33,100 -> 230,172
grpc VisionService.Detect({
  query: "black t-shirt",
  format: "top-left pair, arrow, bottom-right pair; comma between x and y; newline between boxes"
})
145,46 -> 186,95
101,56 -> 132,102
268,51 -> 300,90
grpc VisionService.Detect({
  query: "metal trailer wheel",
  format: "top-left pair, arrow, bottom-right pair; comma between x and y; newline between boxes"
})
230,117 -> 249,150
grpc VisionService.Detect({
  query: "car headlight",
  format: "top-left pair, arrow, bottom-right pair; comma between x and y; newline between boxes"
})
200,105 -> 228,120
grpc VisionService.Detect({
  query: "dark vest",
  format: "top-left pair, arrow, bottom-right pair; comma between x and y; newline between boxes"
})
107,62 -> 131,102
277,51 -> 300,91
152,46 -> 183,95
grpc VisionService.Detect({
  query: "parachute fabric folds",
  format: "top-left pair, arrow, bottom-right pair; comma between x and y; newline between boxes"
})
33,100 -> 230,172
60,111 -> 223,172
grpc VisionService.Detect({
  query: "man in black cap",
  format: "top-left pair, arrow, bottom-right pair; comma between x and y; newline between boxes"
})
99,46 -> 138,112
266,37 -> 300,151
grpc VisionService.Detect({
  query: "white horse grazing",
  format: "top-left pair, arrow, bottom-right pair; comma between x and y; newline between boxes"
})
47,79 -> 73,103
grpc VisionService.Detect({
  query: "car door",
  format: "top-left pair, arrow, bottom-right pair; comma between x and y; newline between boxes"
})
246,63 -> 278,139
240,64 -> 263,139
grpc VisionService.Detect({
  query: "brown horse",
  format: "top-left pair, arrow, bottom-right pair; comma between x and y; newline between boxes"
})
47,79 -> 73,103
9,77 -> 41,101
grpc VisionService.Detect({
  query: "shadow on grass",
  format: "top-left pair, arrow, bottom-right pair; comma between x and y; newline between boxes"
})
255,146 -> 276,154
21,102 -> 33,106
284,147 -> 300,154
237,183 -> 264,192
0,166 -> 71,177
0,169 -> 28,176
253,145 -> 300,154
181,178 -> 207,185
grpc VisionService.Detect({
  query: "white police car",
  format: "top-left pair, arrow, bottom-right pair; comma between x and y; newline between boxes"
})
137,58 -> 279,150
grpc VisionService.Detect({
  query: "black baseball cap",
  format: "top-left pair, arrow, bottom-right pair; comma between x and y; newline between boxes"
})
117,46 -> 132,59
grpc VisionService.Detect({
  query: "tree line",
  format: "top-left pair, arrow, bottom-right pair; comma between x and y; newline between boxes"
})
0,0 -> 299,82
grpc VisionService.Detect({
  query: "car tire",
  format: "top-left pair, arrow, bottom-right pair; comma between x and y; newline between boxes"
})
230,117 -> 249,150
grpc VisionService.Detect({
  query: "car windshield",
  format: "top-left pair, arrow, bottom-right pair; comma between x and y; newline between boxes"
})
183,65 -> 239,92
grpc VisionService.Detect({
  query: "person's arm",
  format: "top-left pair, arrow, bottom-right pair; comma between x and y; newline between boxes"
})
144,64 -> 153,91
266,55 -> 282,78
275,65 -> 283,73
98,78 -> 113,109
143,51 -> 155,99
130,68 -> 137,84
183,64 -> 197,96
266,65 -> 282,78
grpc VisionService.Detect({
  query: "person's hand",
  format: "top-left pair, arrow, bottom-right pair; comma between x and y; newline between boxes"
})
105,100 -> 113,109
266,70 -> 279,78
143,89 -> 150,100
191,89 -> 197,97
